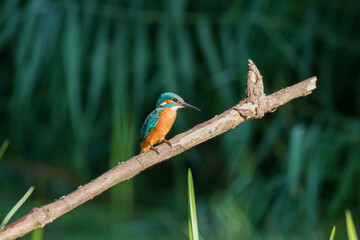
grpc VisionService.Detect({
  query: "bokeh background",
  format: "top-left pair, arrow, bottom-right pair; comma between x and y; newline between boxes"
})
1,0 -> 359,239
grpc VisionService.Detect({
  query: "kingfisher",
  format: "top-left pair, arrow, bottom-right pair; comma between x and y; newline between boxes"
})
139,92 -> 201,154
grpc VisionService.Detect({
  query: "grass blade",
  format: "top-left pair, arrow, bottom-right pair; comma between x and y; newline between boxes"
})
109,24 -> 135,218
132,23 -> 148,115
0,140 -> 10,160
329,226 -> 336,240
64,6 -> 82,127
157,25 -> 177,91
175,26 -> 194,97
188,169 -> 199,240
287,124 -> 305,195
346,210 -> 358,240
86,18 -> 109,120
0,186 -> 35,230
31,228 -> 43,240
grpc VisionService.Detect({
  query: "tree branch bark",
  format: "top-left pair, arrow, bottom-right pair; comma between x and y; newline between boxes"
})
0,60 -> 317,240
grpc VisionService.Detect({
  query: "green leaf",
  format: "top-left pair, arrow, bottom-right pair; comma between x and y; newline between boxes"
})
329,226 -> 336,240
188,169 -> 199,240
346,210 -> 358,240
0,186 -> 35,230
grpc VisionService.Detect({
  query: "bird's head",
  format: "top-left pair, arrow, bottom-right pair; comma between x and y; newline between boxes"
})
155,92 -> 201,111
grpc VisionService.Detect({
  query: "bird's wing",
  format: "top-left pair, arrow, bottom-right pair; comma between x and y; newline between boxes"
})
139,109 -> 161,142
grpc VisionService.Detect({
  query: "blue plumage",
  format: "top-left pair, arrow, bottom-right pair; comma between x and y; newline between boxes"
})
160,102 -> 178,109
139,108 -> 161,142
155,92 -> 184,108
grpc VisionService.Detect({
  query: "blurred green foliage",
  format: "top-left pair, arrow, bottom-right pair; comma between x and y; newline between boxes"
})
0,0 -> 359,239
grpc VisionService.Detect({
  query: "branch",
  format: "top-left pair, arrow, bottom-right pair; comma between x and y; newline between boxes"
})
0,60 -> 317,240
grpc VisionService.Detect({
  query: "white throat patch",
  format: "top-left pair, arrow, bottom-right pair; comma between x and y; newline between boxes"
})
170,105 -> 183,110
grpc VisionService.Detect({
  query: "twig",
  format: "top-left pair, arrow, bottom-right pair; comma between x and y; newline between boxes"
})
0,60 -> 317,240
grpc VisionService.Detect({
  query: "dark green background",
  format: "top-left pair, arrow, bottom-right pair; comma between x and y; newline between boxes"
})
0,0 -> 359,239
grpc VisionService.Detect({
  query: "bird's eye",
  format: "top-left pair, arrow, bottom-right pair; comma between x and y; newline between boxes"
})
172,98 -> 179,103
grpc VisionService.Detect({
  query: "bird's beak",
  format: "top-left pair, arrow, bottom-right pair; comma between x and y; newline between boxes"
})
179,102 -> 201,111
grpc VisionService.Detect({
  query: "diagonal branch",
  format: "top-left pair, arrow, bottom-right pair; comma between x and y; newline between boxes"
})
0,60 -> 317,240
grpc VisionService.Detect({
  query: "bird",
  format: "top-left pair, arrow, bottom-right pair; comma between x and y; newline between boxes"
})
139,92 -> 201,154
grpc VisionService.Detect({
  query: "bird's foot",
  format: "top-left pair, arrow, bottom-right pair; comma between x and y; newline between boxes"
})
162,139 -> 172,147
150,145 -> 160,155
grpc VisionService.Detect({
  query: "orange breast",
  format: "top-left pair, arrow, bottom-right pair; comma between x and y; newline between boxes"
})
141,108 -> 177,151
